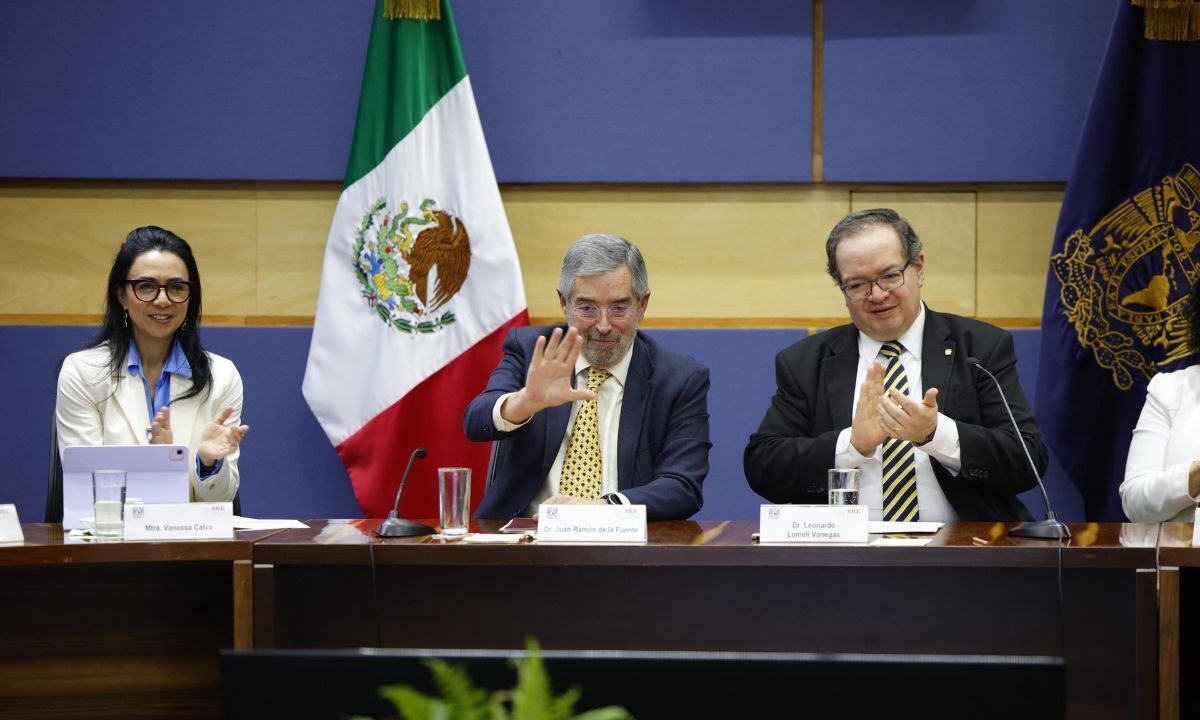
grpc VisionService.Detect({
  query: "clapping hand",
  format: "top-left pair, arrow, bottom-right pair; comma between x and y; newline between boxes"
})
849,361 -> 888,455
878,387 -> 939,444
148,407 -> 173,444
197,407 -> 250,467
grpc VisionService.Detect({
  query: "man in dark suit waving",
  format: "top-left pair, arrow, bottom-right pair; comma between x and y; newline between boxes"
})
465,234 -> 711,520
744,209 -> 1046,521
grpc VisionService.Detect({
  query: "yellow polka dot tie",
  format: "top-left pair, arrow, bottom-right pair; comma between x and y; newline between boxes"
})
558,366 -> 610,499
880,341 -> 920,521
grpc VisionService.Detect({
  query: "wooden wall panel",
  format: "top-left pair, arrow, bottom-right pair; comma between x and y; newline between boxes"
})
255,184 -> 339,318
850,192 -> 977,317
0,184 -> 258,316
0,182 -> 1061,326
976,190 -> 1062,320
502,185 -> 850,322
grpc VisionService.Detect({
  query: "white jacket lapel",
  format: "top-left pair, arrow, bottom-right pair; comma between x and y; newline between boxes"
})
112,370 -> 151,444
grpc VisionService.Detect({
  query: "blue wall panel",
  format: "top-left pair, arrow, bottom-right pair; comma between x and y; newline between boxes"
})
459,1 -> 813,183
0,0 -> 370,181
1,324 -> 1085,523
0,0 -> 812,182
823,0 -> 1116,182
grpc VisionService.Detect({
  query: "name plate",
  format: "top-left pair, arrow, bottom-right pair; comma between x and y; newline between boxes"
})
759,504 -> 869,544
123,502 -> 235,540
0,504 -> 24,543
537,504 -> 647,543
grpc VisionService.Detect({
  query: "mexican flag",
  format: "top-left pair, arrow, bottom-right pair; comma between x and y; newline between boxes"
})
304,0 -> 527,519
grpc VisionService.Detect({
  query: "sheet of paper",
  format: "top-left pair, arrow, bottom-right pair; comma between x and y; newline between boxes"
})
869,521 -> 944,534
870,537 -> 933,547
458,533 -> 529,544
499,517 -> 538,534
232,517 -> 309,530
0,504 -> 24,543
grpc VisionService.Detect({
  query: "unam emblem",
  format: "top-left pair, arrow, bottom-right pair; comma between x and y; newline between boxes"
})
352,197 -> 472,334
1051,164 -> 1200,390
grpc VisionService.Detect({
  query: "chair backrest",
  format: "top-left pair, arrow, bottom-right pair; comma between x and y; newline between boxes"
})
485,440 -> 500,491
45,412 -> 63,523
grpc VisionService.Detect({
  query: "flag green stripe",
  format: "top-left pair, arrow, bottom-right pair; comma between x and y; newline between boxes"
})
343,0 -> 468,189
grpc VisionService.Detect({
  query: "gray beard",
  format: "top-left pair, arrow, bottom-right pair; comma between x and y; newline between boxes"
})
582,332 -> 633,368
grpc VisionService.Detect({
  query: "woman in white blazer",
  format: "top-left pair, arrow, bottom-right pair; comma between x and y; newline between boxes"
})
1121,285 -> 1200,522
56,226 -> 249,503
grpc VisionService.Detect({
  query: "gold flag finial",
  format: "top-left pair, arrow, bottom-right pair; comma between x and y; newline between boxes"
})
1132,0 -> 1200,41
384,0 -> 441,21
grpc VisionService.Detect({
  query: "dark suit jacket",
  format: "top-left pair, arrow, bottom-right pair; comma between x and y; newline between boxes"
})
465,325 -> 711,520
743,308 -> 1045,521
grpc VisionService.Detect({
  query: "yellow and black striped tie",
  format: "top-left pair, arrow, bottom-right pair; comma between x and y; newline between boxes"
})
558,366 -> 610,499
879,341 -> 920,522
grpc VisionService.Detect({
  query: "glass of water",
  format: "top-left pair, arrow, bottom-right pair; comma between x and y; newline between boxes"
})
92,470 -> 127,538
438,467 -> 471,536
827,468 -> 860,506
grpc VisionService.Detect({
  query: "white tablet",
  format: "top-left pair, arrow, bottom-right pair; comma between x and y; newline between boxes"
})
61,445 -> 190,529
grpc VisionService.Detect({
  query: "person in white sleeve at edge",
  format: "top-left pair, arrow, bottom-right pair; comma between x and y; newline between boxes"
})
56,226 -> 249,503
1122,282 -> 1200,522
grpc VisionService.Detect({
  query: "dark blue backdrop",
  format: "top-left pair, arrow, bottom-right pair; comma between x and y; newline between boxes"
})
0,0 -> 1114,182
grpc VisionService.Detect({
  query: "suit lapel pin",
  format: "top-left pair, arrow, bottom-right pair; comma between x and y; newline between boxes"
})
944,348 -> 952,356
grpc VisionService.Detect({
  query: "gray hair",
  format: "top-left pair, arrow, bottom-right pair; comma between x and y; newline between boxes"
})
558,233 -> 650,299
824,208 -> 922,284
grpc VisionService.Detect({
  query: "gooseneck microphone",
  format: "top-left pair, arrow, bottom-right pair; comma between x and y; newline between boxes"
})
967,357 -> 1070,539
375,447 -> 435,537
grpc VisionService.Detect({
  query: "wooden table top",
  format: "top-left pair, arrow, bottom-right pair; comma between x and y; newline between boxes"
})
249,520 -> 1162,569
4,520 -> 1181,569
0,523 -> 282,566
1157,521 -> 1200,565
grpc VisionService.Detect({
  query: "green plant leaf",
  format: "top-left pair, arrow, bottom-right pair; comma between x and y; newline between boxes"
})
510,637 -> 580,720
573,708 -> 636,720
379,684 -> 447,720
549,685 -> 582,719
367,638 -> 632,720
426,659 -> 492,720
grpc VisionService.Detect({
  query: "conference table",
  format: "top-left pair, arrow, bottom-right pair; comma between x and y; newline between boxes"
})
253,520 -> 1160,720
0,520 -> 1178,719
1157,522 -> 1198,720
0,524 -> 277,719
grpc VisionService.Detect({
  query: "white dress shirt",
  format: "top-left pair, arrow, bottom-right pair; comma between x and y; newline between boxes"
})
833,305 -> 962,521
1121,365 -> 1200,522
492,344 -> 634,514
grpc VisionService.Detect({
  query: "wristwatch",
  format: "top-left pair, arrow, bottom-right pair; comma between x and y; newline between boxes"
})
601,493 -> 622,505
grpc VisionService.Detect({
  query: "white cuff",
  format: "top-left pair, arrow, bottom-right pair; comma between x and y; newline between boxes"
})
492,393 -> 531,432
919,413 -> 961,474
834,427 -> 875,467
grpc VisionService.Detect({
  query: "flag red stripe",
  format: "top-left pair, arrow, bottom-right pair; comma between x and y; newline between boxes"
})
336,311 -> 529,519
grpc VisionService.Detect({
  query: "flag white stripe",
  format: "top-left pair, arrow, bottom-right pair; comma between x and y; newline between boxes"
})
303,77 -> 525,445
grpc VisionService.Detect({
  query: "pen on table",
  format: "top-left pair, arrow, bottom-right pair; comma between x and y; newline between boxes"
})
971,536 -> 989,546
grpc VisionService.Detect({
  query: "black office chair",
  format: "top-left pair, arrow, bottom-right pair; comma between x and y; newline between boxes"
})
45,412 -> 63,523
485,440 -> 500,492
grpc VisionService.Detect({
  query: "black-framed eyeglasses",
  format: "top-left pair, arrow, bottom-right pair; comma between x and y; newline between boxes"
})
839,262 -> 911,301
125,279 -> 192,303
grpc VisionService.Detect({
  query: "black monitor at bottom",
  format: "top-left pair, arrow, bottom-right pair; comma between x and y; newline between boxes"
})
221,648 -> 1064,720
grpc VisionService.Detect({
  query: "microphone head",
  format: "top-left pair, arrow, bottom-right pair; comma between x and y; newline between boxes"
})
966,356 -> 981,368
415,447 -> 428,459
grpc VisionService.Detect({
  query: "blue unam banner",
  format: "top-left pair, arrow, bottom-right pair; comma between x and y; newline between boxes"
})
1037,2 -> 1200,521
